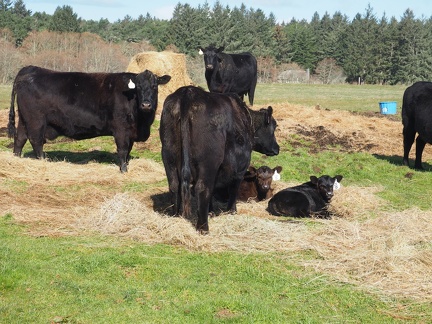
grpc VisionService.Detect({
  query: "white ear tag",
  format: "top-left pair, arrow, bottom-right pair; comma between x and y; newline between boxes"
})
128,79 -> 135,89
272,170 -> 281,181
333,180 -> 341,190
199,49 -> 203,55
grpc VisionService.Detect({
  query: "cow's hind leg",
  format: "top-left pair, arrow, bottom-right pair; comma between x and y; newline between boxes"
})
402,124 -> 416,167
415,136 -> 427,170
13,120 -> 28,157
195,178 -> 213,234
226,179 -> 242,214
26,123 -> 46,159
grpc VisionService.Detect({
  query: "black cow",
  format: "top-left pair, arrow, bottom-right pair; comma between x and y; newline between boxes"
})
267,175 -> 343,218
402,81 -> 432,169
199,45 -> 257,105
7,65 -> 170,172
237,165 -> 283,202
160,86 -> 279,233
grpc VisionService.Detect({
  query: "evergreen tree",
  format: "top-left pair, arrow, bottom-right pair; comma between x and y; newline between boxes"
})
340,5 -> 379,83
49,5 -> 80,33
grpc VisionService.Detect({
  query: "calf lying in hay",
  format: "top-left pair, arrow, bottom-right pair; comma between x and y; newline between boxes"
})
237,165 -> 282,202
267,175 -> 343,218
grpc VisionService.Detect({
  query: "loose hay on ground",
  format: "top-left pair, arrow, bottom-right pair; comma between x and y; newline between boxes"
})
304,209 -> 432,301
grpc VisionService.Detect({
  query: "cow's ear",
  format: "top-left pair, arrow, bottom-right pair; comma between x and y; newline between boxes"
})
158,75 -> 171,85
334,175 -> 343,182
310,176 -> 319,184
265,106 -> 273,124
274,166 -> 282,173
217,46 -> 224,53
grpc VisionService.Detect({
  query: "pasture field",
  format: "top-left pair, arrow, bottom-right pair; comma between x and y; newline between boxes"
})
1,83 -> 432,323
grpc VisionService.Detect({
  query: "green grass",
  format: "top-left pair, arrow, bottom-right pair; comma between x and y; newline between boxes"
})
2,83 -> 432,322
1,215 -> 427,323
255,83 -> 406,113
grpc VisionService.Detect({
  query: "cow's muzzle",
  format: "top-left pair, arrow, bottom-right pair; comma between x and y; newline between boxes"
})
141,101 -> 154,111
206,64 -> 214,70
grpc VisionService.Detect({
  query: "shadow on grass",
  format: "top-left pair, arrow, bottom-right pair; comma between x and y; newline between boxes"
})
373,153 -> 432,171
22,150 -> 119,165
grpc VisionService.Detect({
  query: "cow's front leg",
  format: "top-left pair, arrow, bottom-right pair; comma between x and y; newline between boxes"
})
115,137 -> 131,173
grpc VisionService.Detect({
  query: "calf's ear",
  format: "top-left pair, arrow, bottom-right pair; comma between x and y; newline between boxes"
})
248,166 -> 257,176
273,166 -> 282,173
334,175 -> 343,182
158,75 -> 171,85
265,106 -> 273,124
310,176 -> 319,184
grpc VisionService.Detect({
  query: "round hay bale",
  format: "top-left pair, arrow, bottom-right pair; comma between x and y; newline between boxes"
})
126,51 -> 194,106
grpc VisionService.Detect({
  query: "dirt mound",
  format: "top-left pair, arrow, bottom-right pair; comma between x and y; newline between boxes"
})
126,51 -> 194,106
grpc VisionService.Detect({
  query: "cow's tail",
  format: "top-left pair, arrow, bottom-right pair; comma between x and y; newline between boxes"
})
7,79 -> 17,139
179,88 -> 193,217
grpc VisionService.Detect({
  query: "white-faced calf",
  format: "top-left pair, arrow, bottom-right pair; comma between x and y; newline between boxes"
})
267,175 -> 343,218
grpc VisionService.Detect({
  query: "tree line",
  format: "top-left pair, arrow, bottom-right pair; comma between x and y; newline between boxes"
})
1,0 -> 431,85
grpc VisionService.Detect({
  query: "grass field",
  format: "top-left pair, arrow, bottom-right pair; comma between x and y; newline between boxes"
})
1,82 -> 432,323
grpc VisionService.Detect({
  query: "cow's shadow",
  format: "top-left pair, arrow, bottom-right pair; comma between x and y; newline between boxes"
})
373,154 -> 432,170
150,191 -> 231,225
23,150 -> 119,165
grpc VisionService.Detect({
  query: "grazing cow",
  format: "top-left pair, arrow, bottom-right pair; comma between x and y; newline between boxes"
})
267,175 -> 343,218
199,45 -> 257,105
7,65 -> 170,172
402,81 -> 432,169
160,86 -> 279,233
237,165 -> 283,202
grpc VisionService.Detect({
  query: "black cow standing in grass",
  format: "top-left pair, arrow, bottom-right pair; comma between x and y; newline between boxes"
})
199,45 -> 257,105
160,86 -> 279,233
7,65 -> 170,172
267,175 -> 343,218
402,81 -> 432,169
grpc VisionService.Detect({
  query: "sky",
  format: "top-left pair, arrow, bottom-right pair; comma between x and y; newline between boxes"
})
23,0 -> 431,23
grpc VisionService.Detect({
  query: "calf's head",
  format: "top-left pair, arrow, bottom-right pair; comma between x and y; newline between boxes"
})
128,70 -> 171,112
199,45 -> 224,71
310,175 -> 343,202
249,165 -> 283,194
251,106 -> 280,156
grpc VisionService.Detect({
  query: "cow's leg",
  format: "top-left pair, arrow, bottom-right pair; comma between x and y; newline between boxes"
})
13,120 -> 28,157
226,179 -> 242,214
415,136 -> 426,170
26,123 -> 45,159
115,137 -> 130,173
248,78 -> 257,106
168,176 -> 181,216
402,125 -> 416,167
194,178 -> 212,234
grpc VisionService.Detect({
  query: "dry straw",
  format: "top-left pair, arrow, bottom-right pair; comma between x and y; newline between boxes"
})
1,98 -> 432,302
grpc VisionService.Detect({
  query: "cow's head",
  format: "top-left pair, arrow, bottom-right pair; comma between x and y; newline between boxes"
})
310,175 -> 343,202
128,70 -> 171,112
199,45 -> 224,71
252,106 -> 280,156
249,165 -> 283,194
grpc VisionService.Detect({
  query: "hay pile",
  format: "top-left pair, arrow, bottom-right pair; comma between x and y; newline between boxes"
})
126,51 -> 193,105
